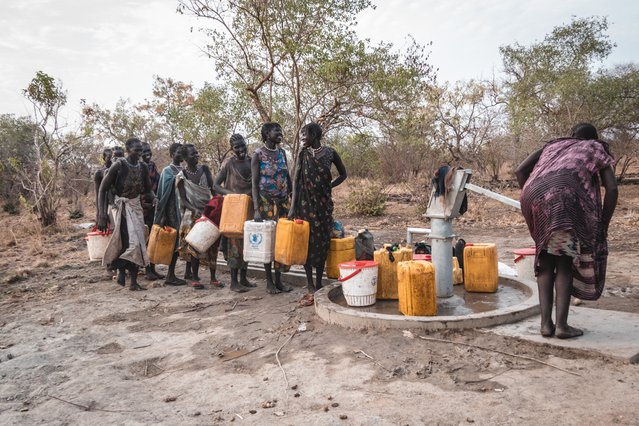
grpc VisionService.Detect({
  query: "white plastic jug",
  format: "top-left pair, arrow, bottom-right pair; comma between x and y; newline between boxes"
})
513,247 -> 536,281
338,260 -> 379,307
243,220 -> 276,264
85,230 -> 112,261
185,217 -> 221,253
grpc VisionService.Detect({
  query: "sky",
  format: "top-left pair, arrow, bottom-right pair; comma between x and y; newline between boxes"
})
1,0 -> 637,121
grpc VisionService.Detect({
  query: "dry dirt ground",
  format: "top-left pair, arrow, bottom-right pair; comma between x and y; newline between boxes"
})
1,182 -> 638,425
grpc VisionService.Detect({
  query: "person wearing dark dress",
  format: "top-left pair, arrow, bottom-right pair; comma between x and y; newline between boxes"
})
515,123 -> 618,339
289,122 -> 347,306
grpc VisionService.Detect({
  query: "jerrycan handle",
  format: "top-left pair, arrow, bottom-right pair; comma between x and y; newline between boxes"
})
338,269 -> 361,282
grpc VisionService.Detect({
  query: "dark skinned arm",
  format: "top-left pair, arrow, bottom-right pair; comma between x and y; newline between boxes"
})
282,149 -> 293,199
97,162 -> 121,232
514,148 -> 543,188
331,150 -> 347,188
251,152 -> 262,222
288,153 -> 302,220
94,169 -> 103,222
600,165 -> 618,233
141,163 -> 156,207
212,162 -> 231,195
203,165 -> 215,197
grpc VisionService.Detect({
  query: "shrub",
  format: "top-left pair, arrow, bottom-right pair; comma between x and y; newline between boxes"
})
346,181 -> 387,216
69,209 -> 84,219
3,202 -> 19,215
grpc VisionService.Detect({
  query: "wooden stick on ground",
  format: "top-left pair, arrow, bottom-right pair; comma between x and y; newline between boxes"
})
276,330 -> 297,388
417,335 -> 582,377
49,395 -> 145,413
463,368 -> 513,384
221,346 -> 264,362
354,349 -> 392,373
224,300 -> 239,312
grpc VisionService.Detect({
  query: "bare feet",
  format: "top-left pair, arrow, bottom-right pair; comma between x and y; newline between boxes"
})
266,282 -> 281,294
230,281 -> 250,293
241,279 -> 257,288
150,267 -> 165,279
540,322 -> 556,337
145,271 -> 160,281
129,283 -> 147,291
116,270 -> 126,286
275,280 -> 292,292
211,280 -> 225,289
165,276 -> 187,286
556,325 -> 583,339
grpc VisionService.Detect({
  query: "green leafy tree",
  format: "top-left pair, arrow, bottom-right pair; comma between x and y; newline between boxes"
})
81,98 -> 164,149
430,79 -> 506,169
500,17 -> 613,142
21,71 -> 80,227
0,114 -> 36,207
177,0 -> 435,160
142,77 -> 254,168
500,16 -> 639,177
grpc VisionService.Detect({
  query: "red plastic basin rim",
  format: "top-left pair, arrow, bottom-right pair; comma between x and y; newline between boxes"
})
513,247 -> 536,255
338,260 -> 378,269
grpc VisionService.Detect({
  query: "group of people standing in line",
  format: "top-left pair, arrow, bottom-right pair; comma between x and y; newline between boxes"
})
91,118 -> 617,336
94,122 -> 347,306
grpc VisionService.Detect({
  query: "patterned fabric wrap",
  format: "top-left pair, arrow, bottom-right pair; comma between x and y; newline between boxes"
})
294,147 -> 335,268
520,138 -> 615,300
222,237 -> 247,270
257,147 -> 289,201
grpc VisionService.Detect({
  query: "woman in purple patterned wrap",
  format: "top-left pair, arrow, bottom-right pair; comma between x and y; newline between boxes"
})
515,123 -> 618,339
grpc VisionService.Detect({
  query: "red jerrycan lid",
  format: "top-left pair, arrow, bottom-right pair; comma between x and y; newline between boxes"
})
294,219 -> 304,224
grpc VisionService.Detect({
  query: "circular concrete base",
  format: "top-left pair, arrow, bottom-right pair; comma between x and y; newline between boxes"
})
314,277 -> 539,330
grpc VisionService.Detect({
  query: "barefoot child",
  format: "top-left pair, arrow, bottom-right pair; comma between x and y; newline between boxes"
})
213,134 -> 255,293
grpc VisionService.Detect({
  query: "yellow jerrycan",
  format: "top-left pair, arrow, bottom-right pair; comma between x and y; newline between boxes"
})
397,260 -> 437,316
219,194 -> 253,238
452,256 -> 464,285
463,243 -> 498,293
274,218 -> 310,265
147,225 -> 177,265
374,245 -> 413,299
326,237 -> 356,279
